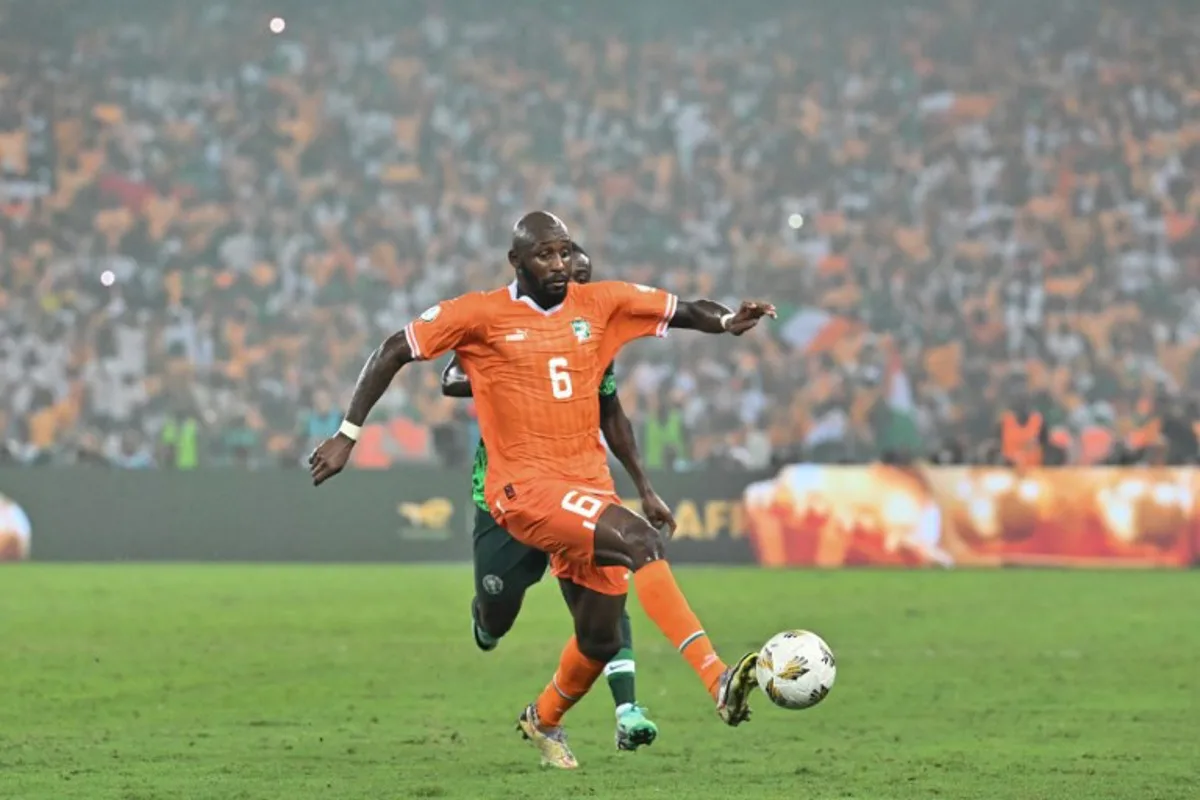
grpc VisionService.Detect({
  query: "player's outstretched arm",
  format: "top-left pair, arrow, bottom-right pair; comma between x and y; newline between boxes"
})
344,331 -> 415,426
670,299 -> 776,336
440,355 -> 473,398
308,331 -> 415,485
599,379 -> 677,535
310,295 -> 479,485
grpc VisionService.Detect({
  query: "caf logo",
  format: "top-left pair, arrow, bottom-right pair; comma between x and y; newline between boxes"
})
396,498 -> 454,542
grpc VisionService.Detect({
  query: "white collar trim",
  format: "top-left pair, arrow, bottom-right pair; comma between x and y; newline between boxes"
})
508,280 -> 564,316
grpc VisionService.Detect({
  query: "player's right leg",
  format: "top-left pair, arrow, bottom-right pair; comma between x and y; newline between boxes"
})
591,504 -> 759,727
518,585 -> 626,769
560,579 -> 657,751
493,481 -> 757,728
471,506 -> 548,651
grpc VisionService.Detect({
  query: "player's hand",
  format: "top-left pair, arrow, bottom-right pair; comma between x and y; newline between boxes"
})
308,433 -> 355,486
726,301 -> 777,336
641,490 -> 677,538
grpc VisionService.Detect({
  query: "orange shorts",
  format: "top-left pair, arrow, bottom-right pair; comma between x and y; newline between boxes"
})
489,478 -> 630,596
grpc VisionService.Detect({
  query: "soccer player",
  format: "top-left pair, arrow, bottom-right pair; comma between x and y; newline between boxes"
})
310,211 -> 774,769
440,242 -> 674,752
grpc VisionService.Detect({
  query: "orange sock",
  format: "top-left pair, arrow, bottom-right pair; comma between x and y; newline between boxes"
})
535,637 -> 605,728
633,560 -> 727,698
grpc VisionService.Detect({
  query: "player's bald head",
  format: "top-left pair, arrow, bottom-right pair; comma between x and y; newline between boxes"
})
508,211 -> 574,307
511,211 -> 570,253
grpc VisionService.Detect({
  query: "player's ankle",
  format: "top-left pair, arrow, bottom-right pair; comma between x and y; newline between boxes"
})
533,705 -> 561,732
471,598 -> 505,646
475,621 -> 499,645
615,702 -> 635,717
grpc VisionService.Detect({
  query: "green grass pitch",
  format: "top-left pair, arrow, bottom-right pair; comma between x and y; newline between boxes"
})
2,566 -> 1198,799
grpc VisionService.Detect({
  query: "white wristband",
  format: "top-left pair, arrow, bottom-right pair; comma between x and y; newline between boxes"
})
338,420 -> 362,442
719,312 -> 735,331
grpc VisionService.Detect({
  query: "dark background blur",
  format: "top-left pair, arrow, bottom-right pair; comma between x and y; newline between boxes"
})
1,0 -> 1198,473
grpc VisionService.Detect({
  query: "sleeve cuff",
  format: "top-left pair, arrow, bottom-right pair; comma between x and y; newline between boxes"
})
655,294 -> 679,338
404,323 -> 424,360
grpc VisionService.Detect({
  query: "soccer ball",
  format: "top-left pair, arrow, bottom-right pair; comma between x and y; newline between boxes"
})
755,630 -> 836,710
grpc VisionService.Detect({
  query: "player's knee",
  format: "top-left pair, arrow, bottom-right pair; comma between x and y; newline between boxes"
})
595,508 -> 669,570
575,624 -> 622,664
623,521 -> 666,570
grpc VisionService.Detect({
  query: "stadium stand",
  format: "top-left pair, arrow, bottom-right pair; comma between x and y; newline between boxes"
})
1,0 -> 1198,469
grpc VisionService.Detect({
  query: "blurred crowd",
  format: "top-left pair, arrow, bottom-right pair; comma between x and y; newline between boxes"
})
1,0 -> 1199,471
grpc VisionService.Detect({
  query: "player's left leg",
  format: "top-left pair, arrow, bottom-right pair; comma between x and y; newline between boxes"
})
560,579 -> 657,751
517,586 -> 626,769
471,506 -> 549,650
591,504 -> 759,726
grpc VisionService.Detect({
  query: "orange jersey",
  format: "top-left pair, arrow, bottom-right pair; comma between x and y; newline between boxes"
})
404,280 -> 678,497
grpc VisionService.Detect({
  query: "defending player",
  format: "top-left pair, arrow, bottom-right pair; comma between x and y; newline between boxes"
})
441,242 -> 674,752
310,211 -> 775,769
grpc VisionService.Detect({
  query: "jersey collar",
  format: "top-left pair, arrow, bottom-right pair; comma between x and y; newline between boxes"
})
508,280 -> 565,316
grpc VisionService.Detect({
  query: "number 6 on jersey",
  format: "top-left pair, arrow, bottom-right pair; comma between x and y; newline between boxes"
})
561,490 -> 604,531
548,357 -> 573,399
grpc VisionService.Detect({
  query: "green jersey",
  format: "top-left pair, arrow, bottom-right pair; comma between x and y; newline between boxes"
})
471,363 -> 618,511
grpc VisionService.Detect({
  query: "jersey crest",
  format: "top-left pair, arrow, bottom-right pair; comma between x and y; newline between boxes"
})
570,318 -> 591,342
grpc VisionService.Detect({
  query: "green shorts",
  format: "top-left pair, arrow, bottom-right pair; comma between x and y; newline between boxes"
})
472,505 -> 549,602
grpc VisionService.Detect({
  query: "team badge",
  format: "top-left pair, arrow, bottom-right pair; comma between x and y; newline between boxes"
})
419,305 -> 441,322
570,318 -> 591,342
482,574 -> 504,595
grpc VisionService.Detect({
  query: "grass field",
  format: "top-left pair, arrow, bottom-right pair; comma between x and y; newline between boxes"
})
2,566 -> 1198,800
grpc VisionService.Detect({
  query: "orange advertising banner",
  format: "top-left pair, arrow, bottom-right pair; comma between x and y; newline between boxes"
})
744,466 -> 1197,569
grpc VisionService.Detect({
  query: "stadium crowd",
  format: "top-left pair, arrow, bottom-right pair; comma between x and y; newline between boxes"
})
1,0 -> 1199,471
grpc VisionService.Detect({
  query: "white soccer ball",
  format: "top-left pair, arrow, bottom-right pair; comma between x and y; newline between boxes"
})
756,630 -> 836,710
